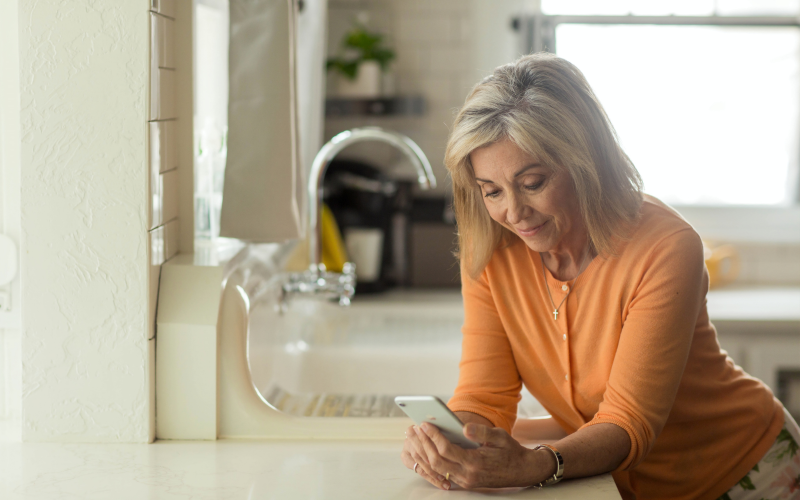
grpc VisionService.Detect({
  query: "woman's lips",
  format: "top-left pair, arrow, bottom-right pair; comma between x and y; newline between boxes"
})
516,221 -> 546,237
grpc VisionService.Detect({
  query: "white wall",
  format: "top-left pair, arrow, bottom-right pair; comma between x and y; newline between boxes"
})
19,1 -> 152,442
0,0 -> 22,420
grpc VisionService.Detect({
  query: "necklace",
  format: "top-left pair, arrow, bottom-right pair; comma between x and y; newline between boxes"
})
541,249 -> 591,321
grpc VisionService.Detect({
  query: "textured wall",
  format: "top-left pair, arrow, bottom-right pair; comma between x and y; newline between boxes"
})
19,1 -> 151,442
1,0 -> 22,419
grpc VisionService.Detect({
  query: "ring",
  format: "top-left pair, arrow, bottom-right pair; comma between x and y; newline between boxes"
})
413,463 -> 419,473
446,472 -> 450,481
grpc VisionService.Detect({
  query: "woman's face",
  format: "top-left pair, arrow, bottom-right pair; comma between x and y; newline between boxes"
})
470,138 -> 584,254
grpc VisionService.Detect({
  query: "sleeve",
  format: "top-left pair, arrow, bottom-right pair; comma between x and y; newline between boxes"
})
580,228 -> 707,470
447,262 -> 522,433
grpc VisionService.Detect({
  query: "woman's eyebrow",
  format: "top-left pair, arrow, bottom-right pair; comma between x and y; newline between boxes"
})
475,163 -> 543,184
514,163 -> 543,177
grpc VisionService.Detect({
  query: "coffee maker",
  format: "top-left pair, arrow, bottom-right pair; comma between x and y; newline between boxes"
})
323,160 -> 412,293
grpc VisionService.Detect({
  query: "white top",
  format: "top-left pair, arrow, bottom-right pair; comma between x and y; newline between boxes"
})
0,426 -> 621,499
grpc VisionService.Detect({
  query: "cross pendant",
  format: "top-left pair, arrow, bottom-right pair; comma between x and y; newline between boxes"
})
553,309 -> 559,320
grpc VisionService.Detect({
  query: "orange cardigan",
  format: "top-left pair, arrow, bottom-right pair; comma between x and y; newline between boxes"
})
448,196 -> 784,500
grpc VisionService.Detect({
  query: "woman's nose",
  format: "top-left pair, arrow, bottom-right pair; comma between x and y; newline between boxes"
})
506,193 -> 527,225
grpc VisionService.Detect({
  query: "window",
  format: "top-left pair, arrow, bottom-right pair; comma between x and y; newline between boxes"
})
556,24 -> 799,205
526,2 -> 800,207
541,0 -> 800,17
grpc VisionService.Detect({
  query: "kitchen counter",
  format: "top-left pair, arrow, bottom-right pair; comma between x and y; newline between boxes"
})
4,289 -> 793,499
0,418 -> 620,499
707,287 -> 800,322
353,286 -> 800,328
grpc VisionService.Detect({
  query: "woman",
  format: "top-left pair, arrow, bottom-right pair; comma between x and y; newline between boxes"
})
400,53 -> 800,500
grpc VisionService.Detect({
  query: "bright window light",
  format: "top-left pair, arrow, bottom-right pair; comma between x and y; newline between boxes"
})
542,0 -> 715,16
541,0 -> 799,16
556,24 -> 800,205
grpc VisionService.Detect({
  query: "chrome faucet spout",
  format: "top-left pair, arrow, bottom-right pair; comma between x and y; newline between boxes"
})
281,127 -> 436,309
306,127 -> 437,274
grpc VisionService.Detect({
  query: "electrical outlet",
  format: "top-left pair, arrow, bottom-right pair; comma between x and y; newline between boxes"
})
0,290 -> 10,312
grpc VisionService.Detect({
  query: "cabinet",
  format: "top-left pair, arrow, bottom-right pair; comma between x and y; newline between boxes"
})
710,287 -> 800,419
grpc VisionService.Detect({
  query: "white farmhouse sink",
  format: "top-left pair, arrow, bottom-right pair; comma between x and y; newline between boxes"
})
247,290 -> 546,419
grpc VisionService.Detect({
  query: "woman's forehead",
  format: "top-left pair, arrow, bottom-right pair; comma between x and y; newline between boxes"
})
471,139 -> 544,180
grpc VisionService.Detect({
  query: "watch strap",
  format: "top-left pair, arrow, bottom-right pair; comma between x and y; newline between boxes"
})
533,443 -> 564,487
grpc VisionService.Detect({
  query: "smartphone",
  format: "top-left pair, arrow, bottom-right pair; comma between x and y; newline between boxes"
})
394,395 -> 481,449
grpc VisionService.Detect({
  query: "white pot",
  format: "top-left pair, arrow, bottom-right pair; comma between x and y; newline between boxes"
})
337,60 -> 381,98
344,228 -> 384,282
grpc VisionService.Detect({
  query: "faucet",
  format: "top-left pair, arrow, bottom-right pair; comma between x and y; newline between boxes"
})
282,127 -> 437,307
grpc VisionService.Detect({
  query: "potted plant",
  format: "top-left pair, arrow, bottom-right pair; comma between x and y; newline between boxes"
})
326,23 -> 395,98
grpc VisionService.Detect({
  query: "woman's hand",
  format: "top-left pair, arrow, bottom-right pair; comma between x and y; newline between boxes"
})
413,422 -> 556,490
401,424 -> 453,490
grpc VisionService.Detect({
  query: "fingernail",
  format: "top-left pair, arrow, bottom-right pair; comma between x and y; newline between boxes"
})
437,474 -> 444,481
413,426 -> 420,435
444,481 -> 451,490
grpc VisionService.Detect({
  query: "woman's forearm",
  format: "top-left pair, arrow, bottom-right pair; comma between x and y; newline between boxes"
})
551,423 -> 631,479
455,412 -> 630,484
455,411 -> 494,428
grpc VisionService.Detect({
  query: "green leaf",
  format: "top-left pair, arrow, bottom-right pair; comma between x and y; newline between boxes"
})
779,428 -> 799,457
326,22 -> 395,78
717,493 -> 732,500
325,59 -> 360,80
752,463 -> 760,473
344,28 -> 383,52
768,428 -> 800,462
738,475 -> 756,491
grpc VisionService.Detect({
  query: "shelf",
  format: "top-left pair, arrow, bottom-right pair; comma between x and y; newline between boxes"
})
325,96 -> 426,118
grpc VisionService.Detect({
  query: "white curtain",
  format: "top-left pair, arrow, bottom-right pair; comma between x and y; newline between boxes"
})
221,0 -> 326,241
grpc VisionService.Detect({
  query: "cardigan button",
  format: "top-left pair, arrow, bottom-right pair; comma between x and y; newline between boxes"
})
561,284 -> 569,291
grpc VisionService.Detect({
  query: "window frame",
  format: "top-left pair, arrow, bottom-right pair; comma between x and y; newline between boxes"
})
521,13 -> 800,242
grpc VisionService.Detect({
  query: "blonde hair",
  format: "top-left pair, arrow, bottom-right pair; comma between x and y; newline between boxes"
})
446,52 -> 643,279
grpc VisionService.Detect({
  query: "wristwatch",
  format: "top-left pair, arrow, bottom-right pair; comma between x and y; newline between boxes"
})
533,443 -> 564,487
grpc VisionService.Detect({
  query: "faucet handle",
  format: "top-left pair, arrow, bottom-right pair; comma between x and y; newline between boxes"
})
309,262 -> 327,274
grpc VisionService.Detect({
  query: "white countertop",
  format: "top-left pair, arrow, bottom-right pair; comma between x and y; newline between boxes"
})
11,287 -> 794,499
706,286 -> 800,322
0,417 -> 620,499
356,286 -> 800,324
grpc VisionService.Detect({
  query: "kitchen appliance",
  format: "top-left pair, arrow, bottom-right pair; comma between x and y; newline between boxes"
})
323,159 -> 402,293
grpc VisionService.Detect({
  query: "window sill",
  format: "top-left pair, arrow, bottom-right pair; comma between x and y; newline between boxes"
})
672,205 -> 800,243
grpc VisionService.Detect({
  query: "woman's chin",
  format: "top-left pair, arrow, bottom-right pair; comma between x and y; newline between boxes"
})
513,226 -> 554,252
522,240 -> 550,253
517,233 -> 553,253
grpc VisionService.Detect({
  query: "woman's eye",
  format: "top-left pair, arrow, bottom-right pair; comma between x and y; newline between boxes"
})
484,191 -> 500,198
524,182 -> 543,191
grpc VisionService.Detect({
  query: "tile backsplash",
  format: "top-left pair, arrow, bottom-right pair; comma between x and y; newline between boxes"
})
326,0 -> 513,197
728,243 -> 800,286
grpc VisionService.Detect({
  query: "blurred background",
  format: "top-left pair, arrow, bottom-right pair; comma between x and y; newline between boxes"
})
191,0 -> 800,419
2,0 -> 799,428
192,0 -> 800,291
